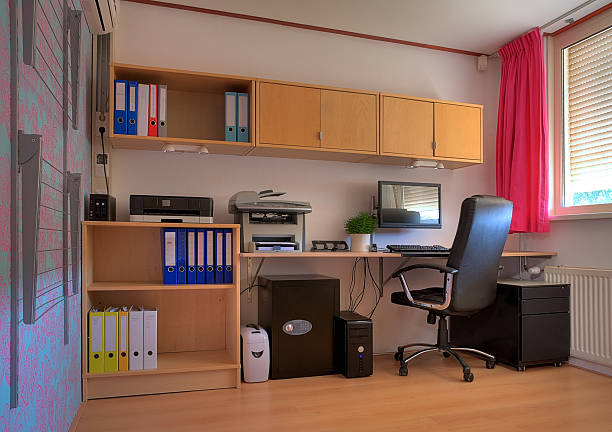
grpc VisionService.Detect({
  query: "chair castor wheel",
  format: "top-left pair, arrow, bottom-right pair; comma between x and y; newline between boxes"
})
554,362 -> 562,367
463,371 -> 474,382
442,351 -> 451,358
399,366 -> 408,376
517,366 -> 526,372
486,359 -> 496,369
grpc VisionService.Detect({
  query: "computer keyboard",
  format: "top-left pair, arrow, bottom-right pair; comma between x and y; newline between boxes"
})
386,244 -> 450,253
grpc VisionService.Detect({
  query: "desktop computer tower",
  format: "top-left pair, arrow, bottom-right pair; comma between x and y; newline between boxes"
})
258,275 -> 339,379
334,311 -> 373,378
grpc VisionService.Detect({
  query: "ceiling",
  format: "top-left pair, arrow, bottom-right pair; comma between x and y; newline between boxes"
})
163,0 -> 596,54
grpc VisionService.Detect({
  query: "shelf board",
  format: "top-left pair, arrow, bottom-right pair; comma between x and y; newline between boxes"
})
87,282 -> 235,292
82,221 -> 239,229
109,134 -> 253,154
112,63 -> 254,93
85,350 -> 238,378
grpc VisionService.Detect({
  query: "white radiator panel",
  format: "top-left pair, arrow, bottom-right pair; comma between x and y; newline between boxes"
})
545,266 -> 612,368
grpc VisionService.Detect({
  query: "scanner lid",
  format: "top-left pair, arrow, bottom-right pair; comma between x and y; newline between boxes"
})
228,190 -> 312,214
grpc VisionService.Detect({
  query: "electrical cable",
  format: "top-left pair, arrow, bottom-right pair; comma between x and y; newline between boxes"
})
348,258 -> 360,311
99,126 -> 109,195
353,259 -> 367,311
366,258 -> 382,318
240,283 -> 264,295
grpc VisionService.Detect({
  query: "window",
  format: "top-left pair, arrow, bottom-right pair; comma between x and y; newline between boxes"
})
560,26 -> 612,211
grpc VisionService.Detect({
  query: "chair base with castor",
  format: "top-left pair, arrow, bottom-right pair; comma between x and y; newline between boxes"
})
393,312 -> 496,382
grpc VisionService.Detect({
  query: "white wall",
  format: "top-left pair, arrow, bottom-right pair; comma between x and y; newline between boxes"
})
524,219 -> 612,270
111,1 -> 502,353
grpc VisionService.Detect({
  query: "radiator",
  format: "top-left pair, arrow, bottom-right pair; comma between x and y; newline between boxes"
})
544,266 -> 612,368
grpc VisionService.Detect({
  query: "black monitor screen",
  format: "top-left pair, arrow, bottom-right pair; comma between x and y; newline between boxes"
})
378,181 -> 441,228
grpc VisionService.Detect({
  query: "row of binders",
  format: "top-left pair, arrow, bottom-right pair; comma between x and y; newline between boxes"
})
114,80 -> 167,137
88,306 -> 157,373
225,92 -> 249,142
163,228 -> 233,285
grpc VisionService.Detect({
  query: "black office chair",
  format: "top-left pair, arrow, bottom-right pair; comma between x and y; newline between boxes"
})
391,195 -> 513,382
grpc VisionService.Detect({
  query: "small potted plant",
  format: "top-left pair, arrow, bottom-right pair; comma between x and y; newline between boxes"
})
345,212 -> 376,252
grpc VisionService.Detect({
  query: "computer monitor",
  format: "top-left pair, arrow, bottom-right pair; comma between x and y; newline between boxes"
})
378,181 -> 441,228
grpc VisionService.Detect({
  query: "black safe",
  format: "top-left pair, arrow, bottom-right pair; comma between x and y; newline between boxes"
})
334,311 -> 373,378
450,280 -> 570,371
258,275 -> 339,379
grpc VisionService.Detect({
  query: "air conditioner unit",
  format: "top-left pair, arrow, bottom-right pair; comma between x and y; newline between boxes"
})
82,0 -> 119,34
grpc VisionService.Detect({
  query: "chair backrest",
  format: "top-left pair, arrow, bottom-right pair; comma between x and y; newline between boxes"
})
446,195 -> 513,314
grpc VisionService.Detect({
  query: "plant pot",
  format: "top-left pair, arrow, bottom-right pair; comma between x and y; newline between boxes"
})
349,234 -> 370,252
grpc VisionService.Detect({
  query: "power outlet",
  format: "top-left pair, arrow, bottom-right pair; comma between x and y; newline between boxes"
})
94,152 -> 108,178
94,111 -> 109,133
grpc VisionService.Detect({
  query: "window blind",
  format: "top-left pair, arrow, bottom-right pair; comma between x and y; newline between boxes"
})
402,187 -> 439,220
565,26 -> 612,194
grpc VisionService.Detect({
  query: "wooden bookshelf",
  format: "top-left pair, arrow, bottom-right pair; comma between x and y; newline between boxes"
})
81,222 -> 241,400
109,63 -> 255,154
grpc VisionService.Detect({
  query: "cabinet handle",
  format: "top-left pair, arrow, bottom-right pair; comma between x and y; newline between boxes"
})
433,140 -> 437,151
319,131 -> 322,141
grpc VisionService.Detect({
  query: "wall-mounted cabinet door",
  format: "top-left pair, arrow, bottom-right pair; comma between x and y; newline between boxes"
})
381,96 -> 434,158
434,103 -> 482,161
259,82 -> 321,148
321,90 -> 377,153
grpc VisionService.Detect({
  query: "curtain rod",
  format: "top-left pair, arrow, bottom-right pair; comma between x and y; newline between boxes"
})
490,1 -> 612,56
540,0 -> 600,31
544,1 -> 612,37
122,0 -> 487,57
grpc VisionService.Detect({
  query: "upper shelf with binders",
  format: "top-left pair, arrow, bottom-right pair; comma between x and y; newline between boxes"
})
109,63 -> 255,153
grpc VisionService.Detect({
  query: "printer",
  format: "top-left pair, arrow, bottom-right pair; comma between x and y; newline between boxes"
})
228,190 -> 312,252
130,195 -> 213,223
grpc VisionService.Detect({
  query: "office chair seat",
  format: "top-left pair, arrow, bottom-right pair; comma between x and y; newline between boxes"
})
391,288 -> 445,306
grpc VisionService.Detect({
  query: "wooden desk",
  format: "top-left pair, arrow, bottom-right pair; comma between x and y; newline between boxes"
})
240,251 -> 557,258
239,251 -> 558,297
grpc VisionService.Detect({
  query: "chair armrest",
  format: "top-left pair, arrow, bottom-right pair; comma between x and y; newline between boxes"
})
391,263 -> 458,279
392,264 -> 458,311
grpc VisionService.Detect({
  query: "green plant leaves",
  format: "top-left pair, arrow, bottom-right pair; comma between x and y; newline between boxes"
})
345,212 -> 377,234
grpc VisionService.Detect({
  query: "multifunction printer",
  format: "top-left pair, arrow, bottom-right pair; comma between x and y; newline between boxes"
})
228,190 -> 312,252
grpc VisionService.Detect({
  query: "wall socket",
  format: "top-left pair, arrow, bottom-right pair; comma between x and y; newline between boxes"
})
95,111 -> 109,132
94,152 -> 108,178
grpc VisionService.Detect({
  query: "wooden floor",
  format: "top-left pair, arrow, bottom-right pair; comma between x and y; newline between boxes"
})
76,354 -> 612,432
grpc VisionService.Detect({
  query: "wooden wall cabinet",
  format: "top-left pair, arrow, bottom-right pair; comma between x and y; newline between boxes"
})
258,82 -> 321,148
321,90 -> 377,153
381,96 -> 434,158
107,63 -> 482,169
434,102 -> 482,161
109,64 -> 255,155
255,81 -> 378,161
378,94 -> 483,168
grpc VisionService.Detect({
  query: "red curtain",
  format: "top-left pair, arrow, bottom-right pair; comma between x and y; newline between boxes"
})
496,29 -> 549,233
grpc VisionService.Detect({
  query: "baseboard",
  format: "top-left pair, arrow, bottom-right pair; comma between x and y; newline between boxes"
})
569,357 -> 612,377
68,402 -> 87,432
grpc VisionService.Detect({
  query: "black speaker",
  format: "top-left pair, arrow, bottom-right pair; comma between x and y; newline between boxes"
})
258,274 -> 339,379
87,194 -> 116,221
334,311 -> 373,378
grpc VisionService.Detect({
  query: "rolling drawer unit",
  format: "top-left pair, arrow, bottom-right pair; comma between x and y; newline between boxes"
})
450,280 -> 570,371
